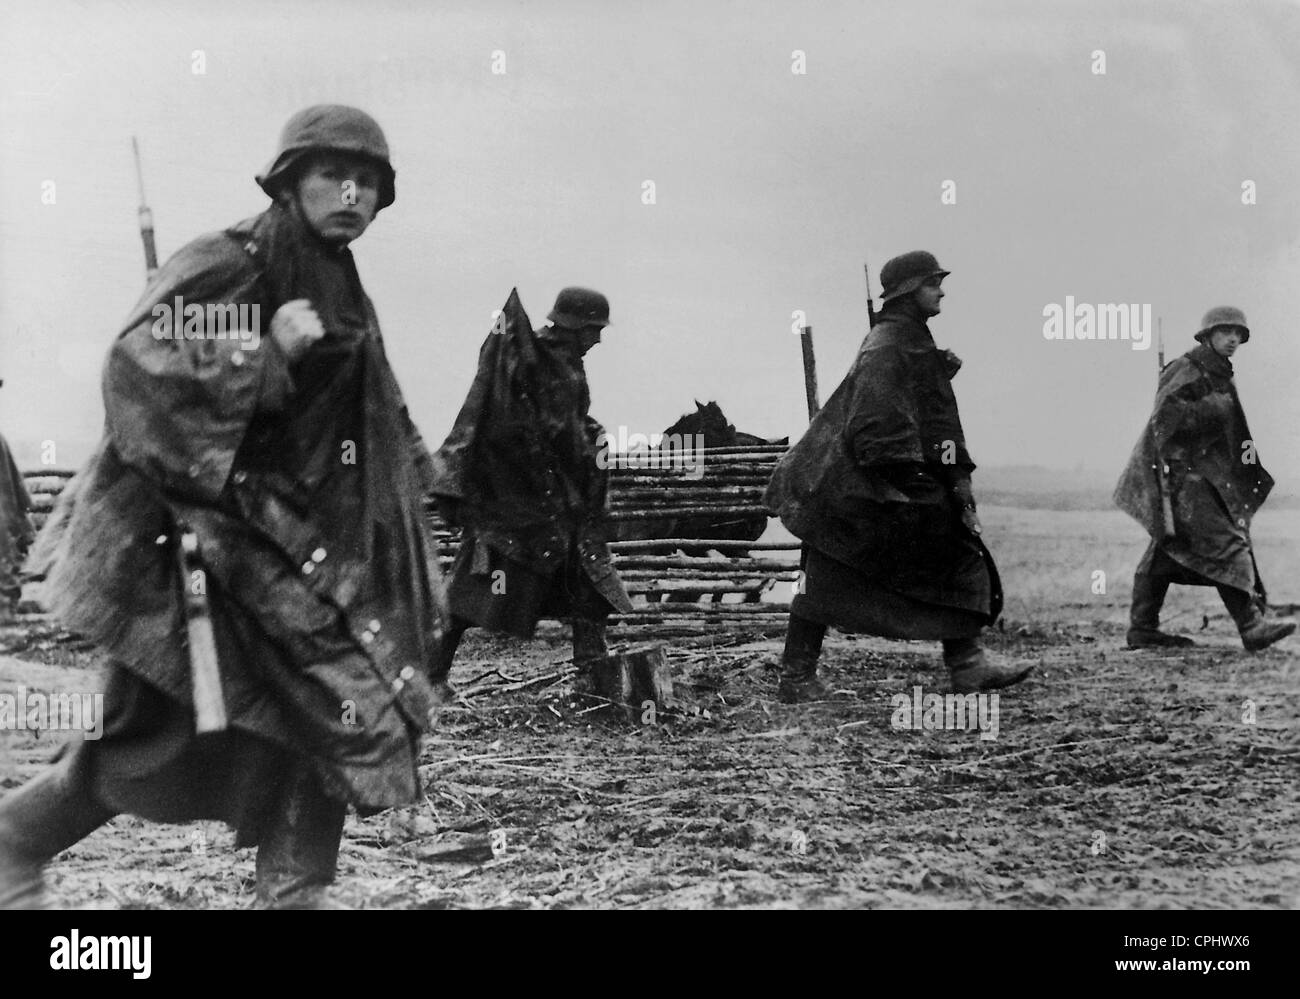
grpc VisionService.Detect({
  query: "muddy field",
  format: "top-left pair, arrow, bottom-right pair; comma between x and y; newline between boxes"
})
2,505 -> 1298,909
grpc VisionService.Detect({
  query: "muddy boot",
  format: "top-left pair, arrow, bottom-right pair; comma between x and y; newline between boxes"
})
0,749 -> 116,909
777,614 -> 830,703
944,638 -> 1035,694
1221,587 -> 1297,652
1126,571 -> 1193,648
571,618 -> 610,694
254,766 -> 349,910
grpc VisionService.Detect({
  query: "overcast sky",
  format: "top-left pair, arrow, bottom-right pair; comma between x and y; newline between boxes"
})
3,0 -> 1299,488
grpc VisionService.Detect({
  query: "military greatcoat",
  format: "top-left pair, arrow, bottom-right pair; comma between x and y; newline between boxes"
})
765,298 -> 1001,637
28,201 -> 448,840
0,434 -> 34,604
428,290 -> 631,637
1114,341 -> 1273,594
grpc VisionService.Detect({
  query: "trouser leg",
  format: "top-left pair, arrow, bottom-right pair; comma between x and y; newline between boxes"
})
0,747 -> 117,908
253,763 -> 348,910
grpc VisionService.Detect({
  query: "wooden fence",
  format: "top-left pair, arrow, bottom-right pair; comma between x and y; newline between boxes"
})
24,445 -> 799,637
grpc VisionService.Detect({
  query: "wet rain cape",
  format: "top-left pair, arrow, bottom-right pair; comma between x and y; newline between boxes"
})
28,201 -> 448,826
1114,341 -> 1273,594
765,299 -> 1000,635
428,289 -> 630,635
0,434 -> 34,604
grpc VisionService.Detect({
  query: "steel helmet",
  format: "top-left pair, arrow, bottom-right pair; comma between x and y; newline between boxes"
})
880,250 -> 950,304
547,287 -> 611,330
256,104 -> 396,210
1195,305 -> 1250,344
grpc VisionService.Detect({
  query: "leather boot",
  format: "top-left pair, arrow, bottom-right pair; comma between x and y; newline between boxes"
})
254,765 -> 349,910
777,614 -> 829,703
1221,586 -> 1297,652
0,749 -> 116,909
943,638 -> 1035,694
1127,572 -> 1194,648
571,617 -> 610,693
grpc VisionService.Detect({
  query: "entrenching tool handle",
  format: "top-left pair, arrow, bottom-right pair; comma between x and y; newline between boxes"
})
1156,464 -> 1177,542
175,529 -> 228,733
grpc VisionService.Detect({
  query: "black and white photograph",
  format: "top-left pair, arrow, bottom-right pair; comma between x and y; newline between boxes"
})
0,0 -> 1295,949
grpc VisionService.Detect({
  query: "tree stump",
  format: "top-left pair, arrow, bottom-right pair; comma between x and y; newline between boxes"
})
592,643 -> 674,718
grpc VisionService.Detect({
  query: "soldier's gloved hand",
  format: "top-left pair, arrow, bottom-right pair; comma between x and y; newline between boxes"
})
941,348 -> 963,378
271,299 -> 325,360
1195,391 -> 1234,425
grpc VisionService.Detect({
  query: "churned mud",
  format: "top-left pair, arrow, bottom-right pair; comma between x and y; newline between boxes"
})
2,506 -> 1297,909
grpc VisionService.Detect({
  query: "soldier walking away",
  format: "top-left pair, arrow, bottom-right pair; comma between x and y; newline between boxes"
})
1115,306 -> 1295,651
0,105 -> 449,909
0,385 -> 36,625
765,251 -> 1034,703
428,287 -> 633,698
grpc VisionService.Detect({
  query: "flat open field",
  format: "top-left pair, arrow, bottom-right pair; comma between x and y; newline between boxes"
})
2,506 -> 1297,909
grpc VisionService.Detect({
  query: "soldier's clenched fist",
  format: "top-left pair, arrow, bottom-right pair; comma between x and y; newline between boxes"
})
271,299 -> 325,359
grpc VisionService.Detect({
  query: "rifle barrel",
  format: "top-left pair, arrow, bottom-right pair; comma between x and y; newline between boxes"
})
864,260 -> 877,328
1156,316 -> 1164,377
132,136 -> 159,277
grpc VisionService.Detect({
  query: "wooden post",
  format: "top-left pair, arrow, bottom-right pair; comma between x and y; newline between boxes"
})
591,643 -> 674,718
799,325 -> 819,420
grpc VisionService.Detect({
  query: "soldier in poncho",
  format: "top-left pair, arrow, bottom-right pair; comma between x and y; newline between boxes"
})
427,288 -> 632,696
1115,306 -> 1295,651
0,106 -> 448,908
0,400 -> 35,624
765,251 -> 1034,703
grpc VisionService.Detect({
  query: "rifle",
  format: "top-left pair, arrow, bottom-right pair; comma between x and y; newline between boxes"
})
173,524 -> 228,733
798,325 -> 819,420
1152,317 -> 1176,541
132,136 -> 159,280
864,260 -> 878,328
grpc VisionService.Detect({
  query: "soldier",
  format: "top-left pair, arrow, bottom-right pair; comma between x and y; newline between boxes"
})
428,287 -> 633,697
765,251 -> 1034,703
1115,306 -> 1295,651
0,105 -> 448,908
0,384 -> 36,625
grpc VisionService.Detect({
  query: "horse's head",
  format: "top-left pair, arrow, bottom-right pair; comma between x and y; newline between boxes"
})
695,400 -> 735,446
662,400 -> 742,449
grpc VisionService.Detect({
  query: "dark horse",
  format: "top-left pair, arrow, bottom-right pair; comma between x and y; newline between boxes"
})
656,400 -> 784,546
613,401 -> 787,602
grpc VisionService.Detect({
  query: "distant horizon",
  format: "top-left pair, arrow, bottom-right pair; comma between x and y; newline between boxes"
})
11,435 -> 1300,504
5,1 -> 1299,493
